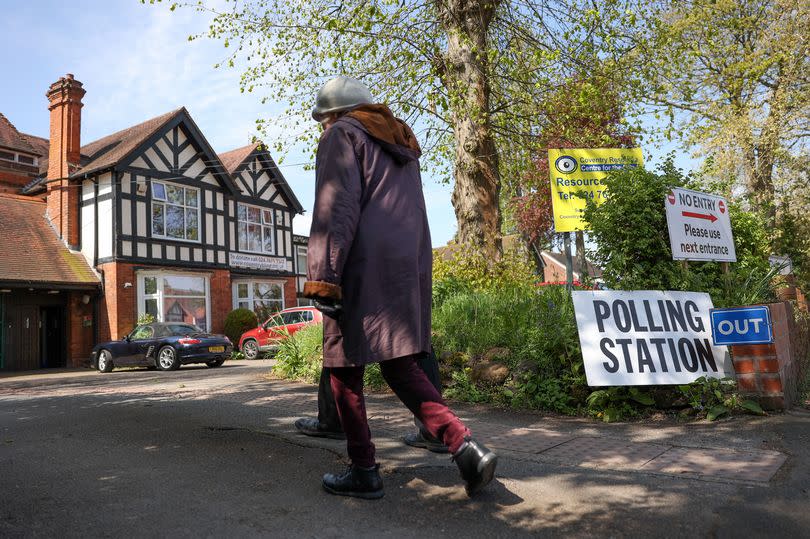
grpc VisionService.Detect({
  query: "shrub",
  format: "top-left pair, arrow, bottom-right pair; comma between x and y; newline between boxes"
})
272,323 -> 389,390
432,282 -> 589,411
433,283 -> 582,377
224,308 -> 258,345
273,323 -> 323,383
433,243 -> 536,307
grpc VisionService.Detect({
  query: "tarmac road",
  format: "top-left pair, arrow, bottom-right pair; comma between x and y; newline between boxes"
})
1,360 -> 809,538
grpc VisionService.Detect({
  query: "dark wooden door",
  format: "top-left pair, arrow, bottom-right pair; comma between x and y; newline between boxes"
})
8,305 -> 40,371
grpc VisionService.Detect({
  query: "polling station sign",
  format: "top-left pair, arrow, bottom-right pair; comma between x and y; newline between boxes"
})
572,290 -> 733,386
548,148 -> 644,232
665,187 -> 736,262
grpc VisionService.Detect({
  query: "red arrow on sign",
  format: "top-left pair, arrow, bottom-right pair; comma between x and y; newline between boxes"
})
682,211 -> 718,223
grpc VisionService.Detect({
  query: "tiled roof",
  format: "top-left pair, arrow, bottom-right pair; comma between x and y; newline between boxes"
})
0,194 -> 99,287
77,108 -> 183,177
20,132 -> 49,157
218,143 -> 260,174
0,113 -> 38,154
542,251 -> 603,278
20,108 -> 183,194
19,133 -> 50,173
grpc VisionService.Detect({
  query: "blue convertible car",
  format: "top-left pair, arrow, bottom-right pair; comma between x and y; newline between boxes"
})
90,322 -> 233,372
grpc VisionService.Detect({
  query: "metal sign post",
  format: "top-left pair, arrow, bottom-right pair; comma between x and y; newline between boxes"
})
564,232 -> 574,290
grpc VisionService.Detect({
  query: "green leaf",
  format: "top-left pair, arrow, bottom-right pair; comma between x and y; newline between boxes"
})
706,404 -> 729,421
629,391 -> 655,406
740,400 -> 765,415
603,407 -> 621,423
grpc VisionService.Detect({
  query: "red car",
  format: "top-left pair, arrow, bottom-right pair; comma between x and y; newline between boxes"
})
239,306 -> 322,360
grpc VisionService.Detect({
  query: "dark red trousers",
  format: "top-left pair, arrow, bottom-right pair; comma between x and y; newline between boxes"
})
330,355 -> 471,467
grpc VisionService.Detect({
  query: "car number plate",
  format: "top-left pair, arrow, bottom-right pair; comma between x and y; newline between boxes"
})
208,346 -> 225,353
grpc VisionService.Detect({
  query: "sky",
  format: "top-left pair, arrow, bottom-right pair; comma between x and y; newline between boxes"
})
1,0 -> 695,249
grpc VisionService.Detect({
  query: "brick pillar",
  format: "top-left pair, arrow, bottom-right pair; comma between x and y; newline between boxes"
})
45,74 -> 85,250
210,269 -> 232,334
731,301 -> 799,410
284,276 -> 297,309
97,261 -> 137,341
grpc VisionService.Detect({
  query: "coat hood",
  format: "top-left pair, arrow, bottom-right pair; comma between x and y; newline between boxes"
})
343,104 -> 421,165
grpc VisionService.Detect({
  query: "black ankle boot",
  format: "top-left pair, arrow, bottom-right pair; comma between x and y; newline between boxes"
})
322,464 -> 384,499
453,437 -> 498,496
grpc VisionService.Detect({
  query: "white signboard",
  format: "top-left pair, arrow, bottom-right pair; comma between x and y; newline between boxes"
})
665,187 -> 736,262
572,290 -> 733,386
229,252 -> 287,271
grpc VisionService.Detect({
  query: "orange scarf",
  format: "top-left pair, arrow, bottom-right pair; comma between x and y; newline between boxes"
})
346,104 -> 422,155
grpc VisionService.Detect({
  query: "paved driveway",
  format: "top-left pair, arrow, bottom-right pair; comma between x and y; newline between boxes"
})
1,361 -> 809,537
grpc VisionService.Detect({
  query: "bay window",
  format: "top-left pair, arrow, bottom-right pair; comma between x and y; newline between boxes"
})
233,280 -> 284,321
152,181 -> 200,241
138,272 -> 210,331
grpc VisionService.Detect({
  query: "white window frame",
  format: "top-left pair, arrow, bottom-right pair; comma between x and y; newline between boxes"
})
16,153 -> 37,166
151,180 -> 201,243
237,202 -> 275,255
232,279 -> 286,319
295,245 -> 307,275
137,271 -> 211,332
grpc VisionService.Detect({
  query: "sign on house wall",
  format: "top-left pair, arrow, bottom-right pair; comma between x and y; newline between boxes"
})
548,148 -> 644,232
572,290 -> 733,386
665,187 -> 736,262
229,252 -> 287,271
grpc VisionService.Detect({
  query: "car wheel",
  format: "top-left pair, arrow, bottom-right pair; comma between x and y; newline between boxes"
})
206,358 -> 225,368
97,350 -> 114,373
242,339 -> 259,360
157,346 -> 181,371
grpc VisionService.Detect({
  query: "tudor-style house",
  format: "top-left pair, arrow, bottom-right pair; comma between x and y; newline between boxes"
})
0,74 -> 305,371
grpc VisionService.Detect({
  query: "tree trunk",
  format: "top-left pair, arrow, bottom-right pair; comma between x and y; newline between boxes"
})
436,0 -> 503,260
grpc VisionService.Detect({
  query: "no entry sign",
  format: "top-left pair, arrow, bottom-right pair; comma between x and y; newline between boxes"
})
572,290 -> 733,386
665,187 -> 736,262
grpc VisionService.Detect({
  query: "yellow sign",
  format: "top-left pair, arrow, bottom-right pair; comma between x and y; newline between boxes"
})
548,148 -> 644,232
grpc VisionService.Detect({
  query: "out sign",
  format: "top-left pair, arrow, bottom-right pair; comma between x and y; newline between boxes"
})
710,306 -> 773,346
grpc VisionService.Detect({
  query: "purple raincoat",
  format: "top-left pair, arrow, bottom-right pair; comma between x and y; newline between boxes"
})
303,112 -> 432,367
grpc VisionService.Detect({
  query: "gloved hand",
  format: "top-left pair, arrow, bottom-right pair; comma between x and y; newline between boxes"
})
313,298 -> 343,320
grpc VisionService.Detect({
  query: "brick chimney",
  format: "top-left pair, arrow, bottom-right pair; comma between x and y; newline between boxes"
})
46,73 -> 85,249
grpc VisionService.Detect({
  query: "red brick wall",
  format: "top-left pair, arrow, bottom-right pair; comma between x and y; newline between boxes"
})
210,269 -> 232,334
96,261 -> 137,342
66,291 -> 94,367
731,301 -> 800,410
544,262 -> 567,283
284,276 -> 297,310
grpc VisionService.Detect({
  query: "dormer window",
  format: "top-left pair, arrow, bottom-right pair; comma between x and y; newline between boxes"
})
0,151 -> 37,165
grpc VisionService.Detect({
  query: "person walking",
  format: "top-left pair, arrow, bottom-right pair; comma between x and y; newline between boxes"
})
303,76 -> 497,499
294,350 -> 450,453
